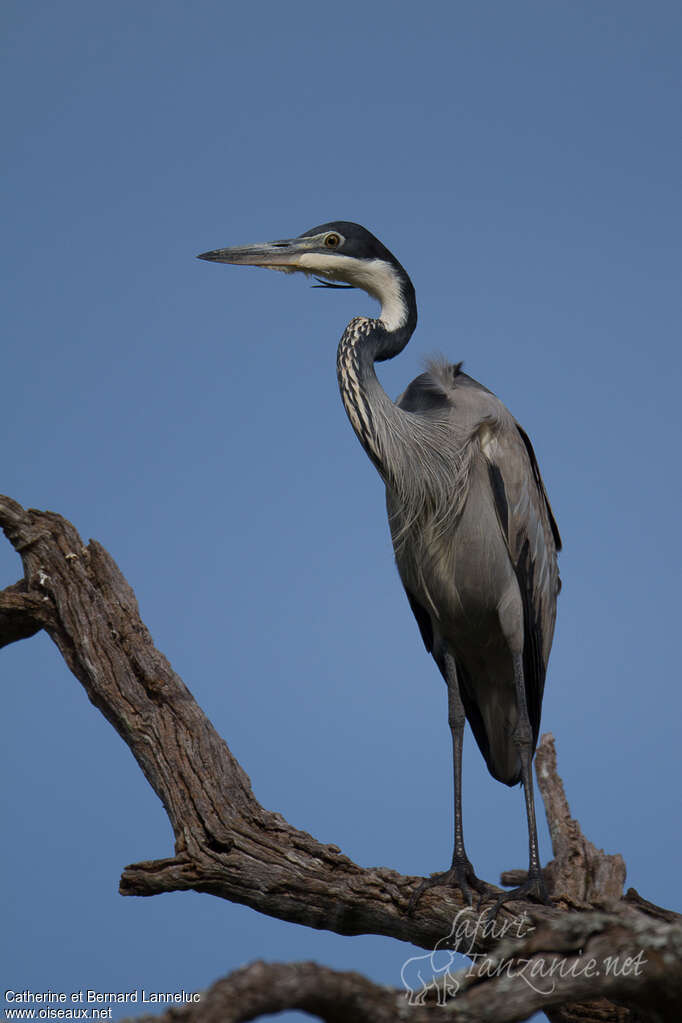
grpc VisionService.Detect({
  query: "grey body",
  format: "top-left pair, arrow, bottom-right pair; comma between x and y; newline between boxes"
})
387,361 -> 560,785
198,220 -> 561,904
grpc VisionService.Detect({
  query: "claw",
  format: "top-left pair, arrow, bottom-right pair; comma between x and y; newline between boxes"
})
477,871 -> 549,920
408,857 -> 488,915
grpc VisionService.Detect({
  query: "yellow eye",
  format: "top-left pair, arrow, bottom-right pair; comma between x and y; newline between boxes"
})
325,233 -> 341,248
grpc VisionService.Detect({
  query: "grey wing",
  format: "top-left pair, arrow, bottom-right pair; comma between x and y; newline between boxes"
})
485,421 -> 561,747
390,369 -> 450,664
392,365 -> 560,749
513,421 -> 562,553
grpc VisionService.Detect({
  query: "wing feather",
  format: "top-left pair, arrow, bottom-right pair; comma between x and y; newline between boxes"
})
486,424 -> 561,747
391,364 -> 561,762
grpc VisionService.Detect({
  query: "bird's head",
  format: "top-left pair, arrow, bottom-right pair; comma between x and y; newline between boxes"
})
198,221 -> 415,334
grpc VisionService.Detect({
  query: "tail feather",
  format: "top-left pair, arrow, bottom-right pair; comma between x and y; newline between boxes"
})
456,658 -> 522,787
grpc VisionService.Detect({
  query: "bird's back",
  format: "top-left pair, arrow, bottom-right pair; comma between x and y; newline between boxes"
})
388,360 -> 561,785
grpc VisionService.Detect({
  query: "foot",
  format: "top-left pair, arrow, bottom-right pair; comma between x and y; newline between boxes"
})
408,855 -> 488,914
478,869 -> 549,918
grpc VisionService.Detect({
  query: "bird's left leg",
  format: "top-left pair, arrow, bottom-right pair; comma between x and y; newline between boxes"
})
491,651 -> 548,909
408,652 -> 486,913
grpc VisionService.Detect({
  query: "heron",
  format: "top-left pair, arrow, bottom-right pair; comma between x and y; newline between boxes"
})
198,221 -> 561,908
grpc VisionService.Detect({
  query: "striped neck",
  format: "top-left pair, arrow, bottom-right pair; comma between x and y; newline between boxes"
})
336,308 -> 416,476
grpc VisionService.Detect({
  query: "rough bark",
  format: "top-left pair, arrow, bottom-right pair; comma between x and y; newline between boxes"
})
1,495 -> 679,1023
501,737 -> 627,908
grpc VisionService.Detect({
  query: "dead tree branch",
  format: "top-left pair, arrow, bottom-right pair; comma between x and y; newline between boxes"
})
127,904 -> 682,1023
1,495 -> 680,1022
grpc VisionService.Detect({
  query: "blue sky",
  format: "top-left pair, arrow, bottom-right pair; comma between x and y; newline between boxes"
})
2,1 -> 680,1018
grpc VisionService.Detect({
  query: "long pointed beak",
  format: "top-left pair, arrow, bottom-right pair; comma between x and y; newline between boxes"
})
197,237 -> 309,270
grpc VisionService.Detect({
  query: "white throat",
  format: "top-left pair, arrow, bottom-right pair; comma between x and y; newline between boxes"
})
297,254 -> 408,332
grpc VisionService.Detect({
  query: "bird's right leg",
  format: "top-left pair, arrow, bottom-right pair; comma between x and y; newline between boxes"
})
478,651 -> 549,919
408,652 -> 486,913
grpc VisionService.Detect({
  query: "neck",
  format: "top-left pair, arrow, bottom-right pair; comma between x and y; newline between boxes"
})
356,260 -> 417,345
336,279 -> 417,476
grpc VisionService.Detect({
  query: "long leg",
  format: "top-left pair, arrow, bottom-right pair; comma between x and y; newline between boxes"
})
445,651 -> 473,876
408,652 -> 486,913
491,651 -> 548,908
